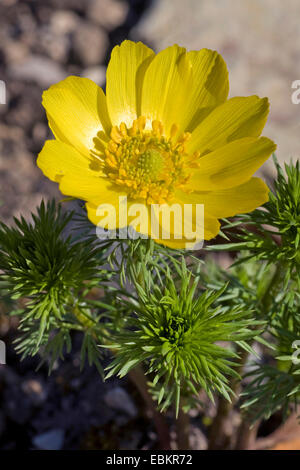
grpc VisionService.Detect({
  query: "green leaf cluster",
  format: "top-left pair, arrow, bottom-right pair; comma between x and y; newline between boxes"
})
105,259 -> 259,416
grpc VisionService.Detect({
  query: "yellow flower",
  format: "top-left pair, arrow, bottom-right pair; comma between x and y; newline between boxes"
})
37,40 -> 276,249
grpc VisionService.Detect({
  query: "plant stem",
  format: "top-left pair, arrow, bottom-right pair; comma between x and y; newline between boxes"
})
207,395 -> 233,450
208,347 -> 249,449
176,406 -> 190,450
235,420 -> 260,450
128,365 -> 171,449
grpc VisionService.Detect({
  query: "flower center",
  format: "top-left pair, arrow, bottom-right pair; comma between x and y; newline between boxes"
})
137,149 -> 164,180
96,116 -> 200,204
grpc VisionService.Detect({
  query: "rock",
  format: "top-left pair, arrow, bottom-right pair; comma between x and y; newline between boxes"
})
5,84 -> 44,132
73,22 -> 108,67
87,0 -> 129,31
4,376 -> 33,425
81,66 -> 106,86
8,55 -> 67,87
0,123 -> 59,224
104,386 -> 137,418
120,430 -> 142,450
32,429 -> 65,450
50,0 -> 86,13
37,25 -> 71,63
189,425 -> 207,450
21,379 -> 47,407
3,40 -> 29,64
115,414 -> 131,426
32,123 -> 48,146
50,10 -> 80,35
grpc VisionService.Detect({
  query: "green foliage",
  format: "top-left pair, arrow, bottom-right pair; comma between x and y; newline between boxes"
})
104,258 -> 260,416
240,286 -> 300,422
0,200 -> 104,299
208,156 -> 300,288
0,200 -> 113,372
195,254 -> 300,423
241,365 -> 298,422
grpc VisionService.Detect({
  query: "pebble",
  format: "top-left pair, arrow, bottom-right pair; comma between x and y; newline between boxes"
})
73,22 -> 108,66
38,26 -> 71,63
81,66 -> 106,86
87,0 -> 129,31
8,55 -> 67,87
104,386 -> 138,418
32,429 -> 65,450
21,379 -> 48,407
50,10 -> 80,35
189,425 -> 208,450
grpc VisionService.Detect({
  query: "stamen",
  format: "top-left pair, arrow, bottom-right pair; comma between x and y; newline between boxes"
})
99,117 -> 199,203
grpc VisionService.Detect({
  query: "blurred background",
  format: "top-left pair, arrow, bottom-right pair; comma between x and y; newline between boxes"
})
0,0 -> 300,450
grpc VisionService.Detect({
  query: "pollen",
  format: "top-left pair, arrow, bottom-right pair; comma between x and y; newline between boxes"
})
137,149 -> 164,177
98,117 -> 199,204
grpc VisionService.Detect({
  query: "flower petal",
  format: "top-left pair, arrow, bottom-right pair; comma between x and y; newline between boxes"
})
188,137 -> 276,191
188,96 -> 270,155
37,140 -> 101,183
177,177 -> 269,218
88,197 -> 220,245
106,40 -> 155,127
42,76 -> 111,157
86,198 -> 151,232
59,174 -> 124,203
179,49 -> 229,133
141,44 -> 192,134
150,201 -> 220,242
